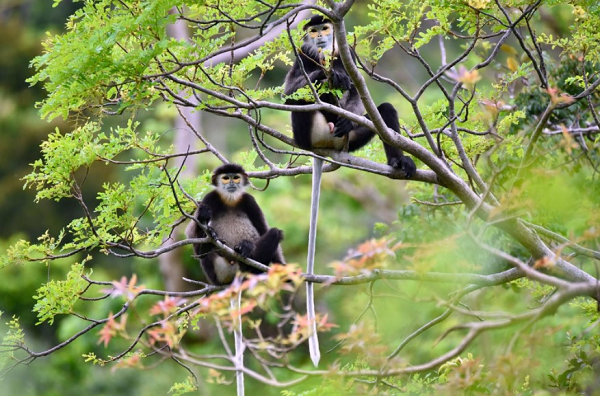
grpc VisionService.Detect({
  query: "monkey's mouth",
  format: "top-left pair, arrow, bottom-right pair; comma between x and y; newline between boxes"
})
316,40 -> 329,48
226,186 -> 237,193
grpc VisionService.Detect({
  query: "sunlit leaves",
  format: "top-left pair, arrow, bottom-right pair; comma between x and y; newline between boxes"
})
0,230 -> 66,269
29,0 -> 302,120
0,315 -> 26,370
353,0 -> 428,60
29,0 -> 175,120
24,124 -> 98,202
168,376 -> 198,396
20,115 -> 208,253
467,0 -> 491,9
537,3 -> 600,61
32,260 -> 91,325
496,110 -> 525,135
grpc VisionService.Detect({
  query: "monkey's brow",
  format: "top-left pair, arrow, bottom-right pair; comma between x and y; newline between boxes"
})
221,174 -> 241,179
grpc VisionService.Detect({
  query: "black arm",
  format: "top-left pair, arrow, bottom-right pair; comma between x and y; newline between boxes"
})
186,191 -> 225,256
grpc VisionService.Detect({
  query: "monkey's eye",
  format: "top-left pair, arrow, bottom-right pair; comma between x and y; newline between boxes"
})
232,175 -> 241,184
221,176 -> 230,182
309,28 -> 317,33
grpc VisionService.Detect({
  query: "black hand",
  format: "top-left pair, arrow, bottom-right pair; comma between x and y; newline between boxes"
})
206,226 -> 220,241
330,70 -> 352,91
234,240 -> 254,257
333,117 -> 354,137
310,69 -> 327,83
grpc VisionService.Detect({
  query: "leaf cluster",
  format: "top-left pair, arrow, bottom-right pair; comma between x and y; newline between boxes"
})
32,260 -> 91,325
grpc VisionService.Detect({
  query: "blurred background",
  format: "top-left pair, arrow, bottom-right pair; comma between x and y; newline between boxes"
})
1,1 -> 594,395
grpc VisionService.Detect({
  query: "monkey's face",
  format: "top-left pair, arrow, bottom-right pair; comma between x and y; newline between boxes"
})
217,173 -> 246,204
219,173 -> 243,193
305,22 -> 334,53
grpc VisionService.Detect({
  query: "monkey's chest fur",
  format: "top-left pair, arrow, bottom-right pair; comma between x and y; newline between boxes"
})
211,209 -> 261,246
208,209 -> 261,284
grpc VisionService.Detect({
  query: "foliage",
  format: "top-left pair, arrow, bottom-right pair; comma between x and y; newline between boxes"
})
32,259 -> 91,325
168,376 -> 198,396
0,315 -> 25,374
1,0 -> 600,394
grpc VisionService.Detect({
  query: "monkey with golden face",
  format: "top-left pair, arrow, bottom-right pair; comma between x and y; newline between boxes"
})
283,15 -> 416,175
186,164 -> 285,285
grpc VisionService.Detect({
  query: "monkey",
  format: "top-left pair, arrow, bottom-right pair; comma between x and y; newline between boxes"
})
185,163 -> 285,393
283,15 -> 417,368
185,163 -> 285,286
283,15 -> 417,176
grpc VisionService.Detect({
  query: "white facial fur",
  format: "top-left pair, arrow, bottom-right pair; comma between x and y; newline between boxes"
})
217,173 -> 246,205
305,22 -> 334,53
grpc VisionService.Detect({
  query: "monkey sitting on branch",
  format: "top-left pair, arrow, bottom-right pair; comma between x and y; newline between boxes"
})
284,15 -> 416,176
283,14 -> 416,367
185,163 -> 285,286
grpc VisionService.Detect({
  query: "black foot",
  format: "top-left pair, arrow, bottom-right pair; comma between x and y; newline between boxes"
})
269,228 -> 284,242
389,156 -> 416,179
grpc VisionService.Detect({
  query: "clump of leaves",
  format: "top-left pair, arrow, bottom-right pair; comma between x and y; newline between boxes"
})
333,322 -> 388,367
513,57 -> 598,129
168,376 -> 198,396
97,313 -> 128,348
548,298 -> 600,392
0,315 -> 26,373
0,230 -> 66,268
103,274 -> 146,302
32,258 -> 91,325
330,238 -> 400,277
194,264 -> 302,321
289,313 -> 338,346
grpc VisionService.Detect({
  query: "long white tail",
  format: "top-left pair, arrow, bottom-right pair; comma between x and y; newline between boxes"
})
232,293 -> 245,396
307,157 -> 323,367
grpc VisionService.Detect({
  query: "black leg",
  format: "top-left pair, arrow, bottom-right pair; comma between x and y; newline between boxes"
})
202,253 -> 220,285
245,228 -> 284,271
376,103 -> 405,166
291,111 -> 316,150
350,102 -> 416,178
